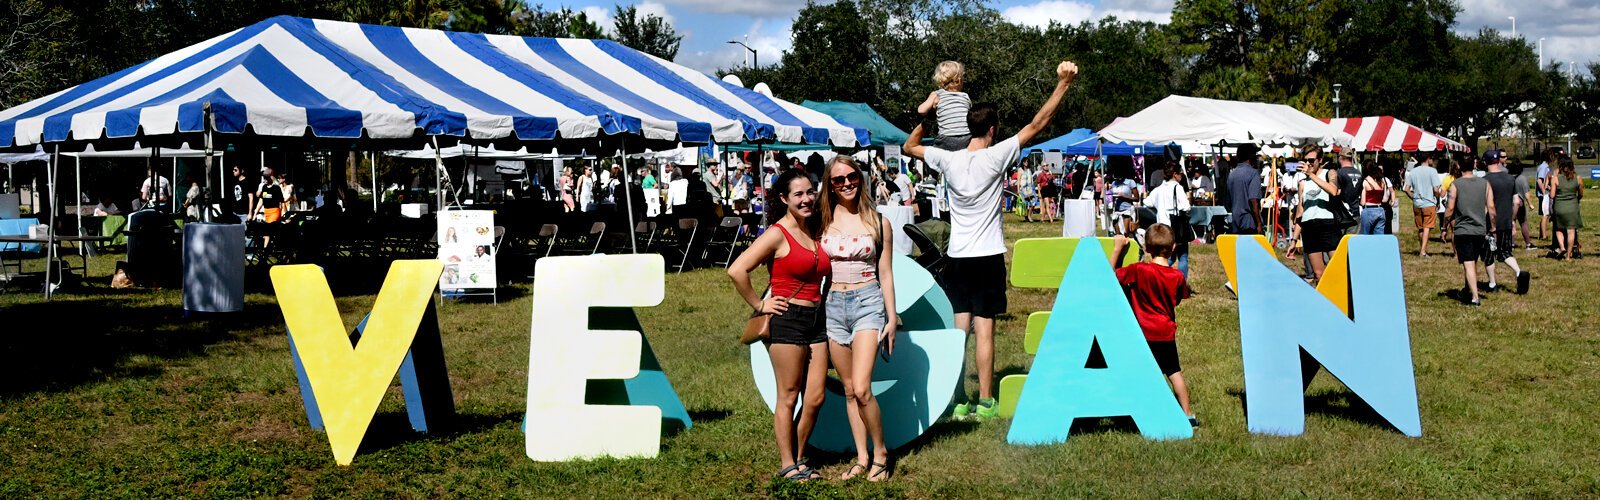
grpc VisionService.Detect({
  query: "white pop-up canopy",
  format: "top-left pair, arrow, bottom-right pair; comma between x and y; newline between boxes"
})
1100,95 -> 1353,147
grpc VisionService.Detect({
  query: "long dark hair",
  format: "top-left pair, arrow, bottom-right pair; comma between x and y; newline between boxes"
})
765,167 -> 821,236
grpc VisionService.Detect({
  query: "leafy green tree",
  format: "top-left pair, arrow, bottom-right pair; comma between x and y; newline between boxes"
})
0,0 -> 74,109
611,5 -> 681,60
775,0 -> 877,105
511,3 -> 603,38
1437,29 -> 1544,144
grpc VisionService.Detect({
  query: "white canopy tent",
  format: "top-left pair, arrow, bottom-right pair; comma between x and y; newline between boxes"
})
1100,95 -> 1353,148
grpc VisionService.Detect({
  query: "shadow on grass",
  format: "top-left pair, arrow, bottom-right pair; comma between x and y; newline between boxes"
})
0,296 -> 288,395
355,410 -> 522,455
1227,376 -> 1408,435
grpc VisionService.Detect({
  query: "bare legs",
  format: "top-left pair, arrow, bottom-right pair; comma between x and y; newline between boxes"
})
1462,260 -> 1480,303
1562,229 -> 1577,260
1418,226 -> 1432,257
768,342 -> 828,477
955,313 -> 997,401
829,333 -> 888,481
1308,250 -> 1328,282
1167,372 -> 1193,417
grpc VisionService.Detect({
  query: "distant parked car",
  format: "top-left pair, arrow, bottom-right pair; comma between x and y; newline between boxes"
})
1579,146 -> 1596,159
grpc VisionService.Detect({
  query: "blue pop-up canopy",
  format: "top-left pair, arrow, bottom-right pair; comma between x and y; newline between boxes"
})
1021,128 -> 1094,155
1062,135 -> 1174,156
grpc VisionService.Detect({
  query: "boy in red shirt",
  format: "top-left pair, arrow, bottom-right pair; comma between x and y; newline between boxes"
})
1110,224 -> 1198,426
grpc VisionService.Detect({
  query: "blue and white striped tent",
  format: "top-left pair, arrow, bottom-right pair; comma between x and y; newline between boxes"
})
0,16 -> 867,150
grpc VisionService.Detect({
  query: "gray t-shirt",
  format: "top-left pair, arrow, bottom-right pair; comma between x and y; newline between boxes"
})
1404,166 -> 1442,208
1451,176 -> 1489,236
1227,163 -> 1264,231
1484,171 -> 1517,231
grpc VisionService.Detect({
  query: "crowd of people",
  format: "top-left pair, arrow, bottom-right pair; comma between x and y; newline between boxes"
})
724,53 -> 1591,483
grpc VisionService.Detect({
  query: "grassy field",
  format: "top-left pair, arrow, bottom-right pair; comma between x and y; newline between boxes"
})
2,195 -> 1598,498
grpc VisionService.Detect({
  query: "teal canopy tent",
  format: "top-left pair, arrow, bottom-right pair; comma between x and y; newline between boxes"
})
723,101 -> 907,152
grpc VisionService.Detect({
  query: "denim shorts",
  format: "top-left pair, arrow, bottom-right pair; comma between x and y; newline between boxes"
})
824,282 -> 887,345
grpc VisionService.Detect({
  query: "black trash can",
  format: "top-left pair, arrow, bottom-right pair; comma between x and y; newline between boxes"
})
126,209 -> 179,287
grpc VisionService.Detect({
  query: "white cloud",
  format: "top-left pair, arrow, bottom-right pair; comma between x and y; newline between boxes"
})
655,0 -> 811,16
581,5 -> 613,30
1453,0 -> 1600,66
1001,0 -> 1171,29
673,18 -> 793,76
1002,1 -> 1097,29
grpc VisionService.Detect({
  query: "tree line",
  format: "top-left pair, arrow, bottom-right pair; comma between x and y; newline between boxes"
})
2,0 -> 1595,150
723,0 -> 1598,149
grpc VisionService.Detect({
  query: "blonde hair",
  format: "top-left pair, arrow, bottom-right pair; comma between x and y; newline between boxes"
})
933,61 -> 965,90
818,156 -> 883,242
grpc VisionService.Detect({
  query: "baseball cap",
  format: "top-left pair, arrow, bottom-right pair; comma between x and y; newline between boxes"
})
1481,149 -> 1502,163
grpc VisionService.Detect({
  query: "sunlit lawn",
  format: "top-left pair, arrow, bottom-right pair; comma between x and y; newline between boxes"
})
1,195 -> 1597,497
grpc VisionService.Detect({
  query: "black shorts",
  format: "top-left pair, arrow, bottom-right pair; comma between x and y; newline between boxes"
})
1147,340 -> 1182,375
1301,219 -> 1342,254
1455,235 -> 1487,263
940,254 -> 1008,318
1487,231 -> 1515,264
767,303 -> 825,345
1040,184 -> 1059,199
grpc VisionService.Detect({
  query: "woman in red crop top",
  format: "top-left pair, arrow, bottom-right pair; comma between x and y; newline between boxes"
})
728,168 -> 831,482
1359,162 -> 1391,235
817,156 -> 899,481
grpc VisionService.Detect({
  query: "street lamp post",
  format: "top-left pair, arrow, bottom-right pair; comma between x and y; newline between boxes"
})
1332,83 -> 1342,119
1508,16 -> 1516,38
1539,38 -> 1545,68
727,40 -> 758,71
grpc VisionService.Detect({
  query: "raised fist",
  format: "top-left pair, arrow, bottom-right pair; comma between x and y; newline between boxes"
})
1057,61 -> 1079,83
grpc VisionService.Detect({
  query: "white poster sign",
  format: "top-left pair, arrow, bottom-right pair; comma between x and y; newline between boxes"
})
1044,152 -> 1065,174
437,210 -> 497,290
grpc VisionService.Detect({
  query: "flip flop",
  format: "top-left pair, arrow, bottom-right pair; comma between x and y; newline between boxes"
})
839,463 -> 868,481
867,461 -> 892,482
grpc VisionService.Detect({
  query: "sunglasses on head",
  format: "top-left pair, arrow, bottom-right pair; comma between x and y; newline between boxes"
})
830,171 -> 863,186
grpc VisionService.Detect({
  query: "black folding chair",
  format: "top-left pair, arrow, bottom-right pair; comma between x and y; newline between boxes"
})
701,216 -> 744,268
634,221 -> 658,253
582,221 -> 606,255
667,218 -> 699,273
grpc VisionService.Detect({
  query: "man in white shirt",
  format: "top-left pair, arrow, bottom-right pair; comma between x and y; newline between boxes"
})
903,60 -> 1079,421
139,168 -> 173,212
1144,164 -> 1193,277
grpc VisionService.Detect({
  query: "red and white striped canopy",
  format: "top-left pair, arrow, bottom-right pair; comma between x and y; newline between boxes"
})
1322,116 -> 1469,152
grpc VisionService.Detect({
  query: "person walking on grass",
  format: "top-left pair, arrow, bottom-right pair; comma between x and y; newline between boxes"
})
1359,162 -> 1392,235
1110,224 -> 1198,427
1550,158 -> 1584,261
1404,154 -> 1443,257
1226,144 -> 1264,235
818,156 -> 899,482
1481,151 -> 1531,294
1444,158 -> 1492,306
903,60 -> 1080,422
1536,149 -> 1557,242
728,168 -> 831,482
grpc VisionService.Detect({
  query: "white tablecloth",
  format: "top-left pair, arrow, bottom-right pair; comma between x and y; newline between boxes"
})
1059,199 -> 1097,237
877,205 -> 914,255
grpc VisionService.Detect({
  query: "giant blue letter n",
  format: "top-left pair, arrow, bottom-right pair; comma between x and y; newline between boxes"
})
1233,235 -> 1422,437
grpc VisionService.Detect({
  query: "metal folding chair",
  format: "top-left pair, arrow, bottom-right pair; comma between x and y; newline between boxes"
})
903,222 -> 947,275
668,218 -> 698,273
583,221 -> 606,255
634,221 -> 658,253
701,216 -> 744,268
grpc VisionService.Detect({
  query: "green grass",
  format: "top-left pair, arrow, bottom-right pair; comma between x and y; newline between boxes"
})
2,196 -> 1599,497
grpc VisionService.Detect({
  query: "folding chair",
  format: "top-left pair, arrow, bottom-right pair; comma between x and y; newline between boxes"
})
668,218 -> 699,273
903,222 -> 947,275
583,221 -> 606,255
701,216 -> 744,268
633,221 -> 658,253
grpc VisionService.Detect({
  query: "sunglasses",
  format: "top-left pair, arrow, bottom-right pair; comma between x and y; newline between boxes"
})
830,171 -> 863,187
1302,156 -> 1320,162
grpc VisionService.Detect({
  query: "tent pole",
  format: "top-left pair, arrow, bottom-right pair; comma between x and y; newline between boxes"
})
74,155 -> 83,237
171,156 -> 178,215
202,103 -> 214,223
432,136 -> 444,212
370,151 -> 378,212
622,136 -> 637,254
44,144 -> 58,299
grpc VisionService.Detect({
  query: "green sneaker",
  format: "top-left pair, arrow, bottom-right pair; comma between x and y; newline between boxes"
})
975,398 -> 999,421
952,402 -> 973,421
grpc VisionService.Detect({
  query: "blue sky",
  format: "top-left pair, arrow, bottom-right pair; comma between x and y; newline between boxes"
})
559,0 -> 1599,77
